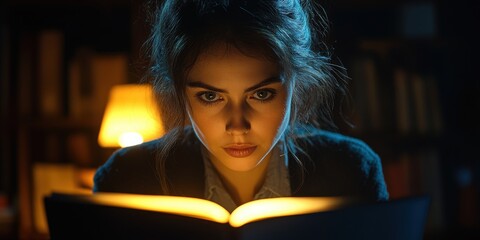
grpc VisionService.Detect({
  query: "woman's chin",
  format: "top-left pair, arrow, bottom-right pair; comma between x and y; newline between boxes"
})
221,155 -> 268,172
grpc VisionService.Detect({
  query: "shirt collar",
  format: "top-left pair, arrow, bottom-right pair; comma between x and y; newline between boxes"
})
202,143 -> 291,212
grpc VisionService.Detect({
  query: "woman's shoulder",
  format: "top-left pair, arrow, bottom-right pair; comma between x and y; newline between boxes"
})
93,127 -> 199,194
97,127 -> 198,168
291,125 -> 389,201
92,139 -> 158,194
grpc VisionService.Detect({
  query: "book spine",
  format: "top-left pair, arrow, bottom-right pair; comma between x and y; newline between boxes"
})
90,54 -> 129,122
68,48 -> 94,119
383,152 -> 413,199
349,57 -> 367,133
411,74 -> 429,134
68,51 -> 129,123
37,30 -> 64,118
350,55 -> 381,132
393,68 -> 412,135
363,56 -> 382,131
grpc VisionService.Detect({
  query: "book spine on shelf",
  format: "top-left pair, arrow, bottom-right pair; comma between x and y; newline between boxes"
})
411,74 -> 429,134
393,68 -> 412,135
37,30 -> 64,118
68,51 -> 128,123
418,148 -> 445,230
350,54 -> 382,132
383,153 -> 413,199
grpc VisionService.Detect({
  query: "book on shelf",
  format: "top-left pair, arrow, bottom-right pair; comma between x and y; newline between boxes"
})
383,148 -> 446,231
350,53 -> 382,132
411,74 -> 429,134
37,30 -> 64,117
393,67 -> 414,134
389,65 -> 446,136
69,50 -> 128,122
411,73 -> 445,135
383,152 -> 414,199
44,192 -> 430,240
417,148 -> 445,229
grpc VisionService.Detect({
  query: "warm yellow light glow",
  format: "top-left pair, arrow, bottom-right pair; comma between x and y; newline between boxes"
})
229,197 -> 346,227
52,192 -> 351,227
87,193 -> 230,223
118,132 -> 144,147
98,84 -> 164,148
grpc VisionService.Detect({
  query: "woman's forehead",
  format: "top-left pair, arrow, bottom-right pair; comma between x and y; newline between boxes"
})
197,42 -> 274,62
187,44 -> 280,83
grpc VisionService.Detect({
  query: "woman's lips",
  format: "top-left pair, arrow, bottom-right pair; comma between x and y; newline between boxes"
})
223,145 -> 257,158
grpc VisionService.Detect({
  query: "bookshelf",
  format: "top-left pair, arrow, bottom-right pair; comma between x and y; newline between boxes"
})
2,1 -> 146,239
327,0 -> 479,239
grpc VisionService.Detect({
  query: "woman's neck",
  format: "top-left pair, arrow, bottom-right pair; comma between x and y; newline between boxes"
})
210,153 -> 272,205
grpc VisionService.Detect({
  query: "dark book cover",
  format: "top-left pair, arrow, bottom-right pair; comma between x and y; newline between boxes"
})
44,193 -> 430,240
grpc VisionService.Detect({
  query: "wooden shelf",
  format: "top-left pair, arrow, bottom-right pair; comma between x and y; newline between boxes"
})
19,118 -> 100,130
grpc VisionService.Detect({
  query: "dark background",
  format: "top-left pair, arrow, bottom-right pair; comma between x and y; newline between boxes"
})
1,0 -> 479,239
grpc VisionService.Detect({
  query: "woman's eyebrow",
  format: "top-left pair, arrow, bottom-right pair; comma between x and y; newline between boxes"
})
186,81 -> 227,93
244,77 -> 281,92
186,76 -> 281,93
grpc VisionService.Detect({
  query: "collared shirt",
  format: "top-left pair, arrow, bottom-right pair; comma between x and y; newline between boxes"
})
202,144 -> 291,212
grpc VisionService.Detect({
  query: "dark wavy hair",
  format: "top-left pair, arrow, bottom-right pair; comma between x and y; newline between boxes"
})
144,0 -> 348,193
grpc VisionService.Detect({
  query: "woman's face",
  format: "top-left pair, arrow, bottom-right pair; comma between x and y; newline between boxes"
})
185,45 -> 292,172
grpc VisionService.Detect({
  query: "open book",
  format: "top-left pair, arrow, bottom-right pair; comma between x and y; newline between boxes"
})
44,192 -> 429,240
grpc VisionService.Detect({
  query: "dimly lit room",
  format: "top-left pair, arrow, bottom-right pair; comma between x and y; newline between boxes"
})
0,0 -> 478,239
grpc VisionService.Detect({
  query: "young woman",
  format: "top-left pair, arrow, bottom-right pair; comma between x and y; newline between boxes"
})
93,0 -> 389,212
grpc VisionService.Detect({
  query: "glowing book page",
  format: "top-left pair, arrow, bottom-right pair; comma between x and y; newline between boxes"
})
50,193 -> 349,228
77,193 -> 230,223
229,197 -> 348,227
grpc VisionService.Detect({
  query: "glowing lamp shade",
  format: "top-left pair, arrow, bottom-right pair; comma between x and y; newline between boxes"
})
98,84 -> 164,148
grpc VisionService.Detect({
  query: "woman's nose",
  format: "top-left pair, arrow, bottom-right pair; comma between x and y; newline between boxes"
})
225,102 -> 251,135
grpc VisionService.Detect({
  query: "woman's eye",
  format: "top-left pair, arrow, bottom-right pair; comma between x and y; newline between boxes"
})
198,91 -> 221,103
252,89 -> 275,101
